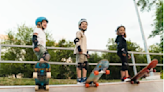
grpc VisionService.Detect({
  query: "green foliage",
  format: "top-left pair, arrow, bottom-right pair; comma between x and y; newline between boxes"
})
0,24 -> 55,78
160,70 -> 163,79
137,0 -> 163,52
0,25 -> 163,80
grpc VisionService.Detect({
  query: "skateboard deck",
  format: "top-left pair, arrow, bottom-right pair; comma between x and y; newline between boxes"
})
129,59 -> 158,84
33,61 -> 51,91
85,59 -> 110,88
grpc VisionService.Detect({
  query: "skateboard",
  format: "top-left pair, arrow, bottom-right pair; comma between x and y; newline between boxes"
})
85,59 -> 110,88
33,61 -> 51,91
128,59 -> 158,84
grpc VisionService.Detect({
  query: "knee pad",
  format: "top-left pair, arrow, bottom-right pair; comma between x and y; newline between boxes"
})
121,62 -> 128,71
77,63 -> 83,70
83,61 -> 88,70
41,52 -> 51,61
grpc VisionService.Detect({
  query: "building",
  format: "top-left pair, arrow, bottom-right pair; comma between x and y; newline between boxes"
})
0,34 -> 8,43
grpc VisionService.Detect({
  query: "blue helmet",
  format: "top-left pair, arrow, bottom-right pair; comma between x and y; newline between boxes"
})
78,18 -> 88,26
35,17 -> 48,25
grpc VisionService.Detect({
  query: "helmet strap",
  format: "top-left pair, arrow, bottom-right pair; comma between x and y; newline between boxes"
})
79,28 -> 87,31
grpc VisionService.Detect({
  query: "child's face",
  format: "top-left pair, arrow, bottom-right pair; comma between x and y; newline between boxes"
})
42,20 -> 48,29
118,27 -> 125,35
79,22 -> 88,30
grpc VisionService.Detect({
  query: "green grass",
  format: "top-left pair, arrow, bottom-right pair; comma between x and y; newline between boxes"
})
160,70 -> 163,79
0,77 -> 120,86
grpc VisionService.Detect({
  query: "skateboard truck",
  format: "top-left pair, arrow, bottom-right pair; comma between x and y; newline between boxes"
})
94,70 -> 110,75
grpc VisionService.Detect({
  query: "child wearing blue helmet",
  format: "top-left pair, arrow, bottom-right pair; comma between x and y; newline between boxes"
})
32,17 -> 50,62
74,18 -> 90,84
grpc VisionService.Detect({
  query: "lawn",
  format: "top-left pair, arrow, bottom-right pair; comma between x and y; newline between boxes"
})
0,77 -> 120,86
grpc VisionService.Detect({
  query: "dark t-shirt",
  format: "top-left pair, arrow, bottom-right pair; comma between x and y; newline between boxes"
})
115,35 -> 128,55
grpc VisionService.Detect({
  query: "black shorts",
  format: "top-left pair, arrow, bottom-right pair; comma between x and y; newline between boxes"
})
117,52 -> 129,71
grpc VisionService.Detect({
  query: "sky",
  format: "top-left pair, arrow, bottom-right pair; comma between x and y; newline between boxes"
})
0,0 -> 160,51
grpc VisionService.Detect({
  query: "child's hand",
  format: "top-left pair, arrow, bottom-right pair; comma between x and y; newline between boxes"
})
128,54 -> 131,59
87,54 -> 90,58
122,53 -> 126,56
34,47 -> 40,52
79,52 -> 83,54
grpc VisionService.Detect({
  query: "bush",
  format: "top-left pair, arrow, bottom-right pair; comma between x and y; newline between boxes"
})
160,70 -> 163,79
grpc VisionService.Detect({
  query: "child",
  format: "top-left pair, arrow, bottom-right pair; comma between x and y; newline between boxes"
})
74,18 -> 90,84
115,25 -> 131,82
32,17 -> 50,62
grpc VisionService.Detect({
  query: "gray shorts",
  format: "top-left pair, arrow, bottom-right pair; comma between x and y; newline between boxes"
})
76,54 -> 88,63
33,45 -> 47,60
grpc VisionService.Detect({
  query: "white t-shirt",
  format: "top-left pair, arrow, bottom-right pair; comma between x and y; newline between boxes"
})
33,28 -> 46,48
74,30 -> 87,55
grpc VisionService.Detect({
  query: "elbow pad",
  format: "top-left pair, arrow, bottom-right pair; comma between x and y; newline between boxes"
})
74,38 -> 80,44
77,45 -> 82,52
32,35 -> 38,48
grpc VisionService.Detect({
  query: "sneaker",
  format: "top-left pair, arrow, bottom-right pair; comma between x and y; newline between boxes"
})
77,78 -> 82,84
121,78 -> 124,82
124,77 -> 131,82
81,77 -> 87,83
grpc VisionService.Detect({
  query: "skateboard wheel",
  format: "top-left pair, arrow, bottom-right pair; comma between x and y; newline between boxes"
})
153,69 -> 156,72
131,81 -> 134,84
45,85 -> 49,90
94,71 -> 99,75
85,83 -> 90,88
136,81 -> 140,84
95,83 -> 99,87
143,75 -> 146,78
46,72 -> 51,78
35,85 -> 39,91
33,72 -> 37,78
105,70 -> 110,75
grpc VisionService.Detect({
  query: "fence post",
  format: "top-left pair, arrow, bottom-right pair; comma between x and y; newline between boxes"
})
0,44 -> 1,71
131,53 -> 137,75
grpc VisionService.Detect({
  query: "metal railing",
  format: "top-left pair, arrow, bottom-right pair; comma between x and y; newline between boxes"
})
0,44 -> 163,75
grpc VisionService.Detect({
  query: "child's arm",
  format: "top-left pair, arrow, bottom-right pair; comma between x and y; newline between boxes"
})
74,31 -> 82,53
117,36 -> 126,54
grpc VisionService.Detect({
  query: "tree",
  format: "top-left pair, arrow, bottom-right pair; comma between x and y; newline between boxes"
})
137,0 -> 163,52
148,44 -> 163,72
50,39 -> 76,79
0,24 -> 56,78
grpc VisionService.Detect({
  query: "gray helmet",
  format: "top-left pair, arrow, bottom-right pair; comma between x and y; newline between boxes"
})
78,18 -> 88,26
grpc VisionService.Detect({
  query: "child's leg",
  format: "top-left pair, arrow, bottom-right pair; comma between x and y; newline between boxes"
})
82,61 -> 88,78
77,67 -> 81,78
125,70 -> 129,77
82,68 -> 87,77
119,54 -> 129,81
121,70 -> 126,79
37,45 -> 50,62
76,54 -> 83,83
82,55 -> 88,82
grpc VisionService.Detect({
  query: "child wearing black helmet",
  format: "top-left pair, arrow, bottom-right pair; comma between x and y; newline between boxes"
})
115,25 -> 131,82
